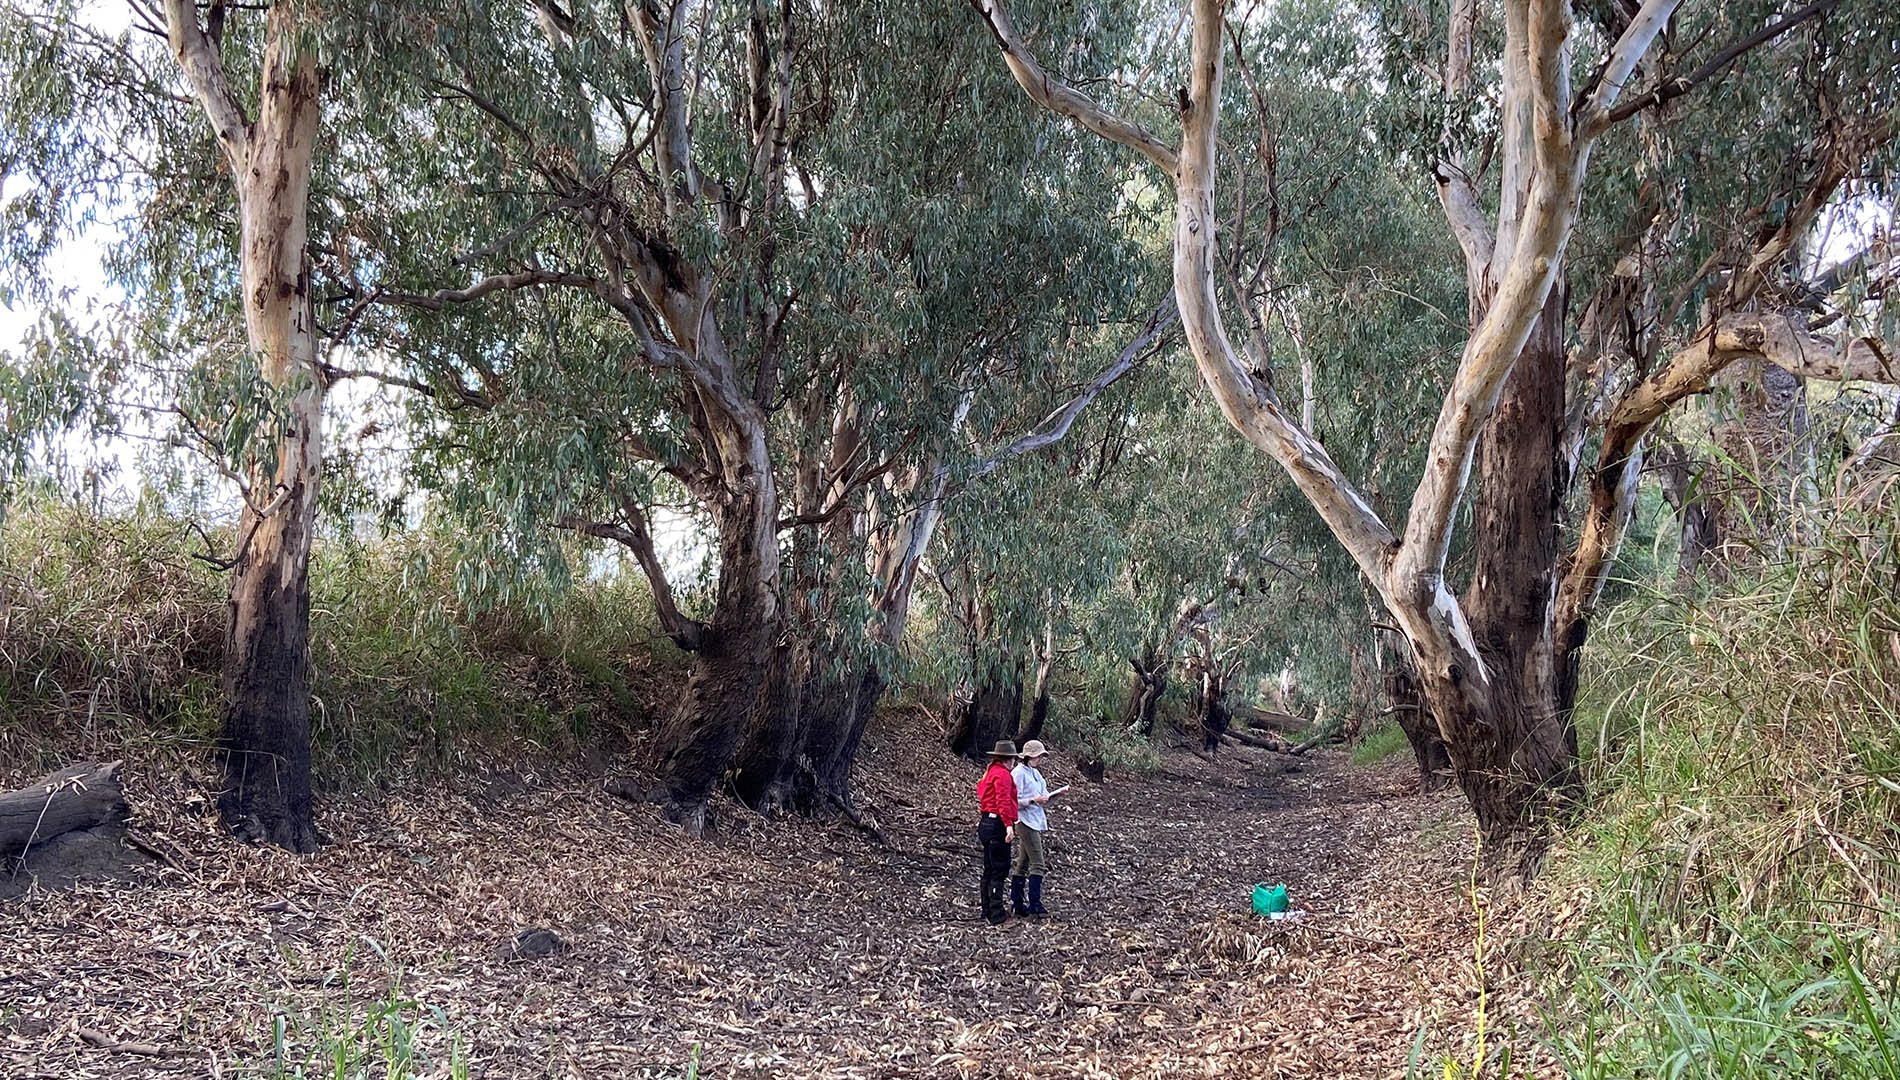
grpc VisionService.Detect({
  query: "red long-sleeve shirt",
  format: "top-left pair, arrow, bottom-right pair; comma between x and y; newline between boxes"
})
977,762 -> 1018,825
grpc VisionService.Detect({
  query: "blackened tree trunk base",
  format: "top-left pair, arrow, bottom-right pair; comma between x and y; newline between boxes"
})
656,635 -> 768,838
1016,686 -> 1049,745
219,493 -> 321,855
948,668 -> 1024,761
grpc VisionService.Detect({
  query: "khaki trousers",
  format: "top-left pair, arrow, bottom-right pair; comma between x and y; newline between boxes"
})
1011,826 -> 1047,876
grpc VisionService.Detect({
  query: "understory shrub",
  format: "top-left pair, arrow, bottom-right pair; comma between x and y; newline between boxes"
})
1536,491 -> 1900,1077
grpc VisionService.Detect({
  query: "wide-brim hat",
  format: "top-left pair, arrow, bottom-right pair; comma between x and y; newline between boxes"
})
1020,740 -> 1048,760
987,740 -> 1020,758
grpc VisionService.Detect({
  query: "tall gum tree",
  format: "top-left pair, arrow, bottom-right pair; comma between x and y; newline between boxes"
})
319,0 -> 1154,829
163,0 -> 324,852
972,0 -> 1897,871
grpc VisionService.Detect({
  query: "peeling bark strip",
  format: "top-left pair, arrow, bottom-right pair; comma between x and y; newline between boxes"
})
164,0 -> 324,852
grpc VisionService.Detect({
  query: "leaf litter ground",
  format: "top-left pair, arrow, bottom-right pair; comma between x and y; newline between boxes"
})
1,718 -> 1539,1078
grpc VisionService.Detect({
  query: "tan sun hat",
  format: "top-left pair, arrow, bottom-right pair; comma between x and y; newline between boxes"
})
1020,740 -> 1048,760
987,740 -> 1020,759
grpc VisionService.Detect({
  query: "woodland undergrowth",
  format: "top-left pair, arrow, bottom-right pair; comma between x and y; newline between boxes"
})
0,495 -> 676,786
1529,488 -> 1900,1077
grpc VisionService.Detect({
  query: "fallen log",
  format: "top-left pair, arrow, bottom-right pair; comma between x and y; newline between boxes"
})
1223,725 -> 1338,756
1,761 -> 128,855
1232,705 -> 1308,734
1224,728 -> 1294,753
1,761 -> 148,898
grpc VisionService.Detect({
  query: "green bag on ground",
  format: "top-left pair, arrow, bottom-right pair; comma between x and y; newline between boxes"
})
1251,883 -> 1288,915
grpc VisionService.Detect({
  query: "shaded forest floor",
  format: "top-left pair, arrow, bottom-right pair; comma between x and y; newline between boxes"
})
2,717 -> 1534,1079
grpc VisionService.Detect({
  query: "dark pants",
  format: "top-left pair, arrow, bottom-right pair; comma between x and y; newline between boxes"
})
978,815 -> 1010,924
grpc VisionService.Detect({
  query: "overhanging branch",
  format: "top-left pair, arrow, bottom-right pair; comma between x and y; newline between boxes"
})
1599,0 -> 1845,129
966,295 -> 1178,481
557,499 -> 708,652
968,0 -> 1180,175
376,270 -> 599,312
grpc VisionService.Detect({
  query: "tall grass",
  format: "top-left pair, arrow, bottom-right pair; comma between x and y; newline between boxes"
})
1538,489 -> 1900,1076
1351,721 -> 1410,767
0,495 -> 679,783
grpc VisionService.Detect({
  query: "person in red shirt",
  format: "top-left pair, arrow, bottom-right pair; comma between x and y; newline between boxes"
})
976,740 -> 1020,925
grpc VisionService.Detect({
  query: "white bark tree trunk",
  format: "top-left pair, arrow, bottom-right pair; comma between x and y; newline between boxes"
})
164,0 -> 324,852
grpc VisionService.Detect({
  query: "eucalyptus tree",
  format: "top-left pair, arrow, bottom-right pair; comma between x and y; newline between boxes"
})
972,0 -> 1899,868
305,0 -> 1156,829
155,0 -> 331,852
0,0 -> 340,849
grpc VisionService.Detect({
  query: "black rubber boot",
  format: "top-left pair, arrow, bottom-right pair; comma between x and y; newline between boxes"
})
1010,875 -> 1029,917
1028,875 -> 1047,917
982,878 -> 1008,925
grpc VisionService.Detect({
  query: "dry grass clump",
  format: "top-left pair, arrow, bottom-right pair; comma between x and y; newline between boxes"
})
0,498 -> 225,770
1577,494 -> 1900,924
0,495 -> 682,787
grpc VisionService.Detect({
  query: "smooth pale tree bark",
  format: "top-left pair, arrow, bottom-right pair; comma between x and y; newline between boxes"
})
974,0 -> 1685,869
164,0 -> 323,852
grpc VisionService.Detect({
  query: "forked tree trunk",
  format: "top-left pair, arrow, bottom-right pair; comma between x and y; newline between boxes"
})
1119,599 -> 1203,736
1196,663 -> 1230,752
1652,435 -> 1724,582
165,0 -> 324,852
1016,621 -> 1054,744
1118,656 -> 1165,737
977,0 -> 1861,879
733,395 -> 847,815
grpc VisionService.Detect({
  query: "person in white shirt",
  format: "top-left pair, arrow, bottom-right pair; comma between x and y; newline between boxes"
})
1010,740 -> 1060,917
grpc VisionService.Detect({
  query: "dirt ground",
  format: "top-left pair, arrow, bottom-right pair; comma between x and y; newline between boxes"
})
1,720 -> 1539,1079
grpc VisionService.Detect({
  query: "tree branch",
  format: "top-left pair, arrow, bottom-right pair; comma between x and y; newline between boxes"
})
375,270 -> 599,311
1578,0 -> 1689,134
968,0 -> 1180,176
1434,0 -> 1494,274
319,364 -> 495,410
966,295 -> 1177,480
1395,0 -> 1622,607
1598,0 -> 1845,130
1557,308 -> 1896,635
161,0 -> 250,167
557,499 -> 707,651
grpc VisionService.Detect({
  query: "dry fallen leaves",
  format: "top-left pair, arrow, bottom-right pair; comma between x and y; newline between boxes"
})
0,720 -> 1553,1078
